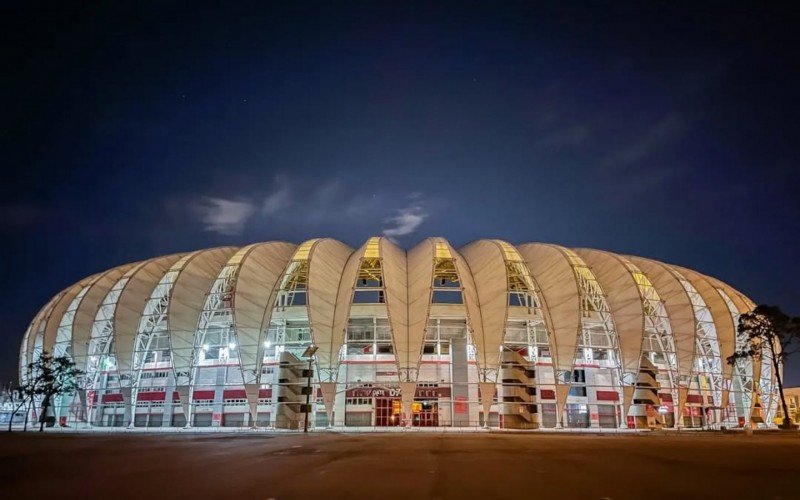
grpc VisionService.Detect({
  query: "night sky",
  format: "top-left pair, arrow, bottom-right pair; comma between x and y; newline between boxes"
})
3,2 -> 799,385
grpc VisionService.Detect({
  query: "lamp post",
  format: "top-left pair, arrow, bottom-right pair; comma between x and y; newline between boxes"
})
302,345 -> 318,433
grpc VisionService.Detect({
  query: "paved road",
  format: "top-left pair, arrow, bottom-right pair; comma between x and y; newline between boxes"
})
0,432 -> 797,499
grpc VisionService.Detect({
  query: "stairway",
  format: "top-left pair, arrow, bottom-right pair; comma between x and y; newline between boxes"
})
498,350 -> 538,429
273,351 -> 311,429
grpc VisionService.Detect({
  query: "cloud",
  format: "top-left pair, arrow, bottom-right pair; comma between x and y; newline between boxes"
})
383,199 -> 428,238
261,183 -> 292,215
178,175 -> 436,241
537,124 -> 592,149
600,114 -> 684,170
195,197 -> 257,235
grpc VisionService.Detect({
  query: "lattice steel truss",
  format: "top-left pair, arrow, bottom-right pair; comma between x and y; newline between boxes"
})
676,274 -> 723,413
189,258 -> 241,387
563,249 -> 623,400
718,289 -> 753,422
627,262 -> 680,419
129,256 -> 191,410
86,277 -> 130,391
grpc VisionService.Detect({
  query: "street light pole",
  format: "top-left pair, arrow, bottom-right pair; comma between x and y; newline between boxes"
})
303,355 -> 312,433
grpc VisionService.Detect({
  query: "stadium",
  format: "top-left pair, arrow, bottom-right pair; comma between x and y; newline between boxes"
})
17,237 -> 778,430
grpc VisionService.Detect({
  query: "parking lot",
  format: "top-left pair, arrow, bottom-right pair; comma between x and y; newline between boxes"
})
0,431 -> 797,499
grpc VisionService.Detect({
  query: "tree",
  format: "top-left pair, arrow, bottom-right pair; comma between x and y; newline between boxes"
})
26,351 -> 83,432
4,381 -> 36,432
727,305 -> 800,429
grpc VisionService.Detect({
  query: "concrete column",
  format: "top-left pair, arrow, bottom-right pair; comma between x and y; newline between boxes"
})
720,387 -> 731,425
120,387 -> 132,428
621,386 -> 635,429
211,366 -> 226,427
479,382 -> 496,428
244,383 -> 260,428
450,338 -> 470,427
400,382 -> 416,427
677,386 -> 688,428
176,385 -> 191,427
161,372 -> 177,427
555,384 -> 569,428
319,382 -> 337,428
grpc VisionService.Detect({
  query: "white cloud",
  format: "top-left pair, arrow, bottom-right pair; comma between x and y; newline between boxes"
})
382,200 -> 428,238
195,197 -> 257,235
261,185 -> 292,215
181,176 -> 435,239
600,114 -> 684,169
538,124 -> 592,149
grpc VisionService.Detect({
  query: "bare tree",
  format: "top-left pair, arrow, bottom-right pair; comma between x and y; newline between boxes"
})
26,351 -> 83,432
727,305 -> 800,429
4,381 -> 36,432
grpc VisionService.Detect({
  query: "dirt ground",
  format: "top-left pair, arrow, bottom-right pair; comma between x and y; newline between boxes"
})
0,431 -> 798,499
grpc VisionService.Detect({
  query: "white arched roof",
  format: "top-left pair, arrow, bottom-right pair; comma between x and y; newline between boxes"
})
331,237 -> 409,380
673,265 -> 737,383
305,239 -> 353,373
19,237 -> 764,416
168,247 -> 239,381
575,248 -> 645,376
627,257 -> 697,381
231,242 -> 296,384
516,243 -> 582,375
111,253 -> 186,379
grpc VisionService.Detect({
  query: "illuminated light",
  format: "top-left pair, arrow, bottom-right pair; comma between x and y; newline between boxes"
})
364,237 -> 381,258
228,342 -> 236,350
20,238 -> 764,432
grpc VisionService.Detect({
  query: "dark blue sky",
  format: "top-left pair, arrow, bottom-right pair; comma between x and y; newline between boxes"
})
2,2 -> 799,383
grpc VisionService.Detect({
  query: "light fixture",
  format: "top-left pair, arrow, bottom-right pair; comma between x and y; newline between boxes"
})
228,342 -> 236,350
202,344 -> 210,351
264,340 -> 272,348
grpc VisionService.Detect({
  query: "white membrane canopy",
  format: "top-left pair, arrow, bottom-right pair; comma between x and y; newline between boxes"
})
305,239 -> 353,372
113,254 -> 185,378
25,292 -> 64,363
19,237 -> 765,421
627,257 -> 696,380
517,243 -> 581,374
41,279 -> 94,355
232,242 -> 296,384
407,238 -> 484,377
332,237 -> 409,378
460,240 -> 514,375
575,249 -> 644,375
71,263 -> 138,364
380,237 -> 410,374
405,239 -> 438,375
169,247 -> 239,380
674,265 -> 736,382
20,291 -> 64,380
704,275 -> 755,314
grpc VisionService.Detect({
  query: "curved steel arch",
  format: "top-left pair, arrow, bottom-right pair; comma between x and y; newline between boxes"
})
460,239 -> 551,378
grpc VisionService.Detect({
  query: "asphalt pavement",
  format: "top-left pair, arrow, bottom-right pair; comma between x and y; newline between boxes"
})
0,431 -> 797,499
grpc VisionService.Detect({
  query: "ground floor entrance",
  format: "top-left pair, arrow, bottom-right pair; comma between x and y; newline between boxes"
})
375,397 -> 401,427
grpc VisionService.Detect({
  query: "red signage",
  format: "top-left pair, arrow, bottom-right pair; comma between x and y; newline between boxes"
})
346,386 -> 452,399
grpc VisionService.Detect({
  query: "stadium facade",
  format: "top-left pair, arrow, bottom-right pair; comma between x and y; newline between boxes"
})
17,237 -> 778,430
